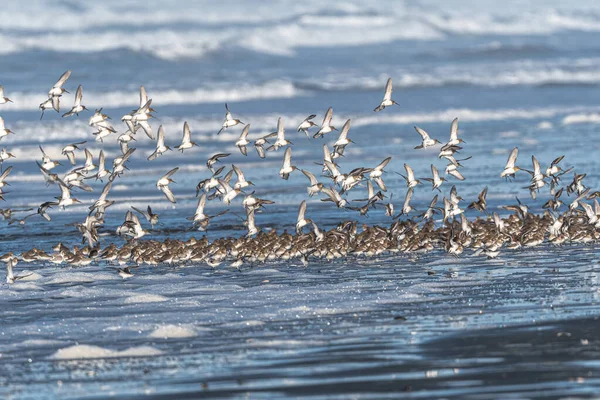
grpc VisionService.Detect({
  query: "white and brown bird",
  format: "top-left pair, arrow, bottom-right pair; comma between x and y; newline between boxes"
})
217,103 -> 243,134
48,70 -> 71,98
301,169 -> 323,197
414,126 -> 441,149
373,78 -> 398,112
296,200 -> 311,234
313,107 -> 336,138
297,114 -> 317,137
148,125 -> 171,161
369,156 -> 391,191
500,147 -> 520,179
398,164 -> 421,188
267,117 -> 292,151
279,147 -> 297,180
62,85 -> 87,117
62,141 -> 86,166
57,179 -> 81,208
156,167 -> 178,203
320,186 -> 347,208
0,85 -> 13,104
422,164 -> 445,191
235,124 -> 251,156
0,116 -> 14,141
176,121 -> 197,152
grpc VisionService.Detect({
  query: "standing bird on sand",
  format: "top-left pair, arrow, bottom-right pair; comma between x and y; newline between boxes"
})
374,78 -> 398,112
156,167 -> 178,203
217,103 -> 243,135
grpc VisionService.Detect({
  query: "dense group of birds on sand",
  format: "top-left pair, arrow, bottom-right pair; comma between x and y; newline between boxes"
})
0,72 -> 597,283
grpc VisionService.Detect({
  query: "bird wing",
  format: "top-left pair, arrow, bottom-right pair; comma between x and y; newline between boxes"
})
320,187 -> 339,203
161,186 -> 176,203
403,188 -> 413,208
551,155 -> 564,167
54,70 -> 71,88
506,147 -> 518,169
282,147 -> 293,169
239,124 -> 250,140
374,156 -> 391,171
0,166 -> 12,182
84,149 -> 93,167
157,125 -> 165,147
449,169 -> 465,181
366,180 -> 374,199
337,119 -> 351,141
66,151 -> 75,165
162,167 -> 179,180
51,95 -> 60,112
383,78 -> 393,101
139,86 -> 148,108
232,164 -> 246,182
322,107 -> 333,127
431,164 -> 440,181
323,144 -> 333,164
225,103 -> 233,121
302,169 -> 319,185
138,120 -> 154,140
132,206 -> 149,220
276,117 -> 285,141
256,145 -> 265,158
532,155 -> 541,176
58,180 -> 71,200
99,181 -> 113,201
196,193 -> 207,215
298,200 -> 306,222
414,126 -> 430,141
74,85 -> 83,106
217,179 -> 233,194
480,186 -> 488,201
405,164 -> 415,182
182,121 -> 191,144
324,160 -> 340,177
39,145 -> 50,163
449,118 -> 459,142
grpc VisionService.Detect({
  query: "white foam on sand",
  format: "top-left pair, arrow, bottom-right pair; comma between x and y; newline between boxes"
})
50,344 -> 164,360
148,325 -> 197,339
123,294 -> 169,304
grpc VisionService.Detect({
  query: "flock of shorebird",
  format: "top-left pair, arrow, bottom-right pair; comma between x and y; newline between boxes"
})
0,72 -> 595,282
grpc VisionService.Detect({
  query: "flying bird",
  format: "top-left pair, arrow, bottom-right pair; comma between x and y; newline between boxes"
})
373,78 -> 398,112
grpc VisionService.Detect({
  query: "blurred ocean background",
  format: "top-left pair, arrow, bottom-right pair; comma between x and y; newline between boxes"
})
3,0 -> 600,398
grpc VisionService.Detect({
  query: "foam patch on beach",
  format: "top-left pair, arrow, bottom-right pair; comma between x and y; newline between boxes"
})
148,325 -> 197,339
50,344 -> 164,360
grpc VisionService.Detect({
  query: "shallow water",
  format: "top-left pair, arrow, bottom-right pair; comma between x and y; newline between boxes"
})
3,0 -> 600,398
